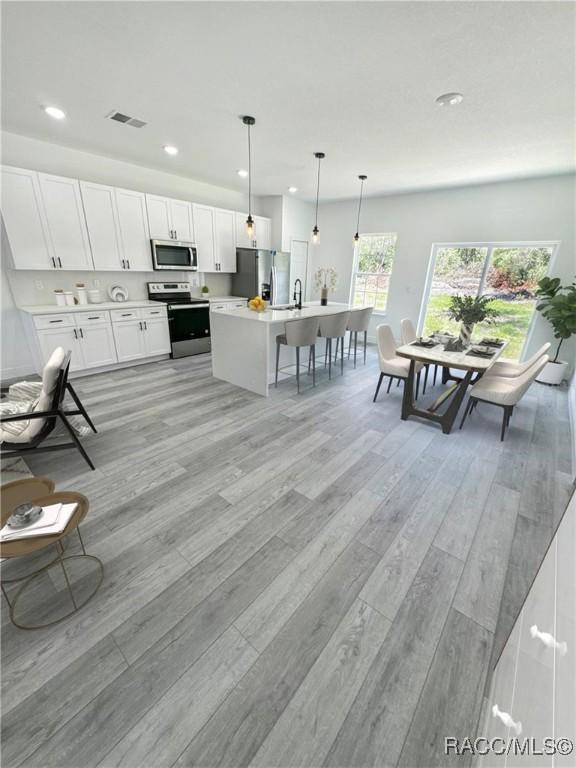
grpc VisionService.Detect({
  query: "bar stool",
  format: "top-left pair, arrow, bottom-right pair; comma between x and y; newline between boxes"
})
275,316 -> 320,393
317,312 -> 350,379
347,307 -> 373,367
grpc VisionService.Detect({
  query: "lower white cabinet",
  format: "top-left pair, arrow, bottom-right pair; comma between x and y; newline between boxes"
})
111,307 -> 171,362
30,305 -> 170,372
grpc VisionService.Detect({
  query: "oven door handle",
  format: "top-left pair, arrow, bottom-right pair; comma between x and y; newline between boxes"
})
168,303 -> 210,310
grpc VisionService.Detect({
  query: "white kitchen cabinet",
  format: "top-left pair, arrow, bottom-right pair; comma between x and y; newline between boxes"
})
112,318 -> 147,362
0,165 -> 54,270
235,212 -> 271,250
193,204 -> 216,272
38,173 -> 93,270
254,216 -> 271,250
80,181 -> 122,271
75,321 -> 117,369
142,316 -> 171,356
114,188 -> 151,271
37,325 -> 84,371
214,209 -> 237,272
81,182 -> 152,272
146,194 -> 194,242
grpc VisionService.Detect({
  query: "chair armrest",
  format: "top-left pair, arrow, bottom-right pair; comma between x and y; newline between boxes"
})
0,410 -> 58,423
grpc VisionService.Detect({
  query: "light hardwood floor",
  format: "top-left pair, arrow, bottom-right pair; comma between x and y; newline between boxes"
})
1,348 -> 573,768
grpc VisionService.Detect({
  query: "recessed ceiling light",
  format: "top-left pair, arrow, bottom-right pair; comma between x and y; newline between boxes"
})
436,92 -> 464,107
237,169 -> 249,178
163,145 -> 179,156
288,186 -> 298,193
44,106 -> 66,120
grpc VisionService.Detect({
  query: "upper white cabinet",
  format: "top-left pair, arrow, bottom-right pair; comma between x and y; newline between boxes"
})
37,173 -> 93,270
193,205 -> 237,273
193,204 -> 216,272
146,194 -> 194,242
0,166 -> 53,270
234,212 -> 271,250
81,181 -> 151,271
214,209 -> 237,272
115,188 -> 152,271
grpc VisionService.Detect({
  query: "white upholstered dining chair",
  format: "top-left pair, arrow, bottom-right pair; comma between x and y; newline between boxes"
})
486,342 -> 551,378
400,317 -> 433,391
459,354 -> 549,441
373,324 -> 423,402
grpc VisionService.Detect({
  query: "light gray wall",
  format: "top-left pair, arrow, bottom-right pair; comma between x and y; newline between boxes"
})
311,174 -> 576,365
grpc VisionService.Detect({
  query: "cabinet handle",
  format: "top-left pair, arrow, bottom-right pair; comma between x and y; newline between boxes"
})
121,313 -> 132,317
491,705 -> 522,735
530,625 -> 567,655
88,316 -> 99,320
79,328 -> 84,338
126,259 -> 130,269
121,259 -> 125,269
73,328 -> 78,339
49,319 -> 63,323
174,230 -> 177,240
139,321 -> 143,330
57,257 -> 62,268
144,321 -> 148,330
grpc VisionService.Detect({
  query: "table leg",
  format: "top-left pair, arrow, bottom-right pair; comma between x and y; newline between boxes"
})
401,360 -> 416,420
439,370 -> 473,434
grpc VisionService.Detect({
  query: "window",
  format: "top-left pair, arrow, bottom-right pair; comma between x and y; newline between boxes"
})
419,243 -> 558,360
352,233 -> 397,312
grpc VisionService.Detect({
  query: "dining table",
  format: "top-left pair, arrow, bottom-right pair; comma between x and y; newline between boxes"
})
395,338 -> 507,434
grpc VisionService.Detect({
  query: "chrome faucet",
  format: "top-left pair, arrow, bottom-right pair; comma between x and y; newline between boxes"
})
293,279 -> 303,310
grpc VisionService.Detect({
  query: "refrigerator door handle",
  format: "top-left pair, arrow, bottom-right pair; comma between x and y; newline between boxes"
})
270,266 -> 277,306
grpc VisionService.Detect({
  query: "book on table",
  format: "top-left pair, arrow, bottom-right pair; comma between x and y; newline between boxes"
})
0,503 -> 78,542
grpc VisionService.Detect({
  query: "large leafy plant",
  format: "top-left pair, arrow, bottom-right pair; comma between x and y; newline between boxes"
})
535,277 -> 576,363
447,294 -> 500,326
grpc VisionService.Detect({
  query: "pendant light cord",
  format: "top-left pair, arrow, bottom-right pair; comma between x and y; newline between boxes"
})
356,178 -> 365,233
314,156 -> 321,227
247,123 -> 252,217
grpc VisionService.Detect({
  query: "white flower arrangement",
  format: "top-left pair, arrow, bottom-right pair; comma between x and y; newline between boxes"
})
314,267 -> 338,292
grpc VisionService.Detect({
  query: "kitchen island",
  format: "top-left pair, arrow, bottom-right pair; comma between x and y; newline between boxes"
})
211,302 -> 361,396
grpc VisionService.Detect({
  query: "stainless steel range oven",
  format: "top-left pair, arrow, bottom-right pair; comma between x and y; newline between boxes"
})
147,283 -> 210,357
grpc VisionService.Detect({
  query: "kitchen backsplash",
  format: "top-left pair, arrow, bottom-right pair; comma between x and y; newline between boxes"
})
7,269 -> 233,306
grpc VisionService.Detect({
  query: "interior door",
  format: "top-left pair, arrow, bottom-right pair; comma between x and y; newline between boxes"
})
290,239 -> 309,298
115,188 -> 151,271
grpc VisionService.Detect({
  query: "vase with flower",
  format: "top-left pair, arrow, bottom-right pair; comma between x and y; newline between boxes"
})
314,267 -> 337,306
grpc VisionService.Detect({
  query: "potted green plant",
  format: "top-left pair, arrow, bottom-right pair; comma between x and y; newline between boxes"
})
447,294 -> 500,347
534,277 -> 576,385
201,285 -> 210,297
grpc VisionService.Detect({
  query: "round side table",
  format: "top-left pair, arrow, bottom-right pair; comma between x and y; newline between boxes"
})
1,478 -> 103,629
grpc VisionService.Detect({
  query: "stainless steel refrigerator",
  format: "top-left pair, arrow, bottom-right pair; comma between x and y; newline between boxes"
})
232,249 -> 291,306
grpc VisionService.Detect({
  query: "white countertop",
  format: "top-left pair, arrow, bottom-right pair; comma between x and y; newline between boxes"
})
210,301 -> 361,324
19,300 -> 160,315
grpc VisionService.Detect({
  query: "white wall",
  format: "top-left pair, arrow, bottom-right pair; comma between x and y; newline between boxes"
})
311,174 -> 576,365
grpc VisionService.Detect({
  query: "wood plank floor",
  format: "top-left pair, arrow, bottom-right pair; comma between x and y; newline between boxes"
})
1,348 -> 573,768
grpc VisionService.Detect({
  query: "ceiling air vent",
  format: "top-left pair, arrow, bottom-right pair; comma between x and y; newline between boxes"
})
106,110 -> 147,128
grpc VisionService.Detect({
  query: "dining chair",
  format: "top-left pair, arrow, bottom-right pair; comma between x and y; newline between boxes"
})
459,354 -> 549,441
373,324 -> 423,402
275,316 -> 320,393
486,343 -> 551,378
346,307 -> 373,367
400,317 -> 433,391
318,312 -> 350,379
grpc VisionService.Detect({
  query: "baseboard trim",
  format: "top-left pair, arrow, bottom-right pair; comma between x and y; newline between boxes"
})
68,354 -> 171,379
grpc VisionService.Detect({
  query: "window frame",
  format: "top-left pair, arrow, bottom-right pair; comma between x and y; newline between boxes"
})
349,231 -> 398,315
417,240 -> 561,361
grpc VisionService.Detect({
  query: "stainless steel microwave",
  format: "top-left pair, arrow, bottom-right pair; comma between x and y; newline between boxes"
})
151,239 -> 198,271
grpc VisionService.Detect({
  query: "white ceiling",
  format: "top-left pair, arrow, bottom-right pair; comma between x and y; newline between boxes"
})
2,1 -> 574,201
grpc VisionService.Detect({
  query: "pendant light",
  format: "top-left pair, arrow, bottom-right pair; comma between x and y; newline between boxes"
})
354,175 -> 367,245
242,115 -> 256,238
312,152 -> 325,244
